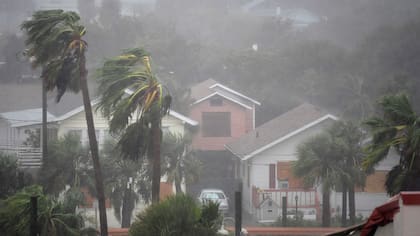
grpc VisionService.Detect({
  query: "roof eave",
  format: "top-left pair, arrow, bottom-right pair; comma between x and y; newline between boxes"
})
241,114 -> 339,160
191,92 -> 253,110
209,83 -> 261,105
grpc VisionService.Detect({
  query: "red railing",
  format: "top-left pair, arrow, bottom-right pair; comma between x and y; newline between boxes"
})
252,186 -> 321,218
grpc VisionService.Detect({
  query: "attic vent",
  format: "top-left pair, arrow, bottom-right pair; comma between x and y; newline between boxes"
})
210,97 -> 223,106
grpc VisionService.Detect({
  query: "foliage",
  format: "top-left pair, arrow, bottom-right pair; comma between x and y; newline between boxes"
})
364,93 -> 420,195
293,121 -> 366,226
23,128 -> 41,147
97,47 -> 171,203
21,10 -> 108,235
38,133 -> 89,195
100,138 -> 150,227
0,152 -> 19,199
21,9 -> 86,102
129,194 -> 220,236
161,132 -> 201,193
0,185 -> 93,236
328,121 -> 366,188
293,133 -> 342,189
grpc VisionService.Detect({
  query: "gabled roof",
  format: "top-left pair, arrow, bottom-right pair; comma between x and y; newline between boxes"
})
53,99 -> 100,122
0,108 -> 56,128
168,110 -> 198,126
225,103 -> 338,160
190,79 -> 261,107
52,99 -> 198,126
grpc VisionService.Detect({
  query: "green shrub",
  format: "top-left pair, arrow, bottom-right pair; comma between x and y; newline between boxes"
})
129,194 -> 221,236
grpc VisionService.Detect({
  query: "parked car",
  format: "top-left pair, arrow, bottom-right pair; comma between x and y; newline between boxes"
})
198,189 -> 229,213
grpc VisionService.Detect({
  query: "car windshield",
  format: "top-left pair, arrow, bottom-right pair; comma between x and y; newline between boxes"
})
202,192 -> 225,199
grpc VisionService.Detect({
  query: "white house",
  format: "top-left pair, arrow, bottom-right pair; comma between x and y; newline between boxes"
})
226,103 -> 338,222
226,103 -> 396,223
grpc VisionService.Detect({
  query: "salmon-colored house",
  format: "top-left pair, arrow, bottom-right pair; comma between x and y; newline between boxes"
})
189,79 -> 261,151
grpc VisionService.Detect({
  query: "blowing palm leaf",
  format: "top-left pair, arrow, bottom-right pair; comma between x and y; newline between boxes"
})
364,93 -> 420,195
97,48 -> 171,203
22,10 -> 108,235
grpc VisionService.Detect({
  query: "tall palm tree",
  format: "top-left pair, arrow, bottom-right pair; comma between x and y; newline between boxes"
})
21,10 -> 108,235
161,132 -> 201,194
97,48 -> 171,203
327,121 -> 365,226
364,93 -> 420,195
293,134 -> 342,227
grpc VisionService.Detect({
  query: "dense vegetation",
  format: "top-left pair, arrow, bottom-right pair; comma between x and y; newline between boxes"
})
129,194 -> 221,236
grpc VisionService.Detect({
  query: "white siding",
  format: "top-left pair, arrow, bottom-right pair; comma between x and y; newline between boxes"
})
56,106 -> 186,148
250,118 -> 335,190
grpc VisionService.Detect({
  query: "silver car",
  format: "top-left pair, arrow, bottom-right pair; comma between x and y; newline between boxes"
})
198,189 -> 229,213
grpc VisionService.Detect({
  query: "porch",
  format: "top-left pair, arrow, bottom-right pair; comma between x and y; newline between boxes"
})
252,186 -> 320,223
0,145 -> 42,168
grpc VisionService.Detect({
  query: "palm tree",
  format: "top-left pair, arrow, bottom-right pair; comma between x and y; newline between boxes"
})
161,132 -> 201,194
21,10 -> 108,235
292,133 -> 342,227
364,93 -> 420,195
97,48 -> 171,203
100,139 -> 151,227
327,121 -> 365,226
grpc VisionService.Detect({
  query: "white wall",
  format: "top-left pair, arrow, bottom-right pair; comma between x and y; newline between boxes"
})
250,118 -> 335,189
56,107 -> 186,147
241,118 -> 335,214
394,199 -> 420,236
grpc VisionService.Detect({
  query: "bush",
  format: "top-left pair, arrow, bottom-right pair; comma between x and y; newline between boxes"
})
129,194 -> 221,236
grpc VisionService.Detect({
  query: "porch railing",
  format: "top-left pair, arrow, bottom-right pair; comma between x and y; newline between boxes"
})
0,145 -> 42,168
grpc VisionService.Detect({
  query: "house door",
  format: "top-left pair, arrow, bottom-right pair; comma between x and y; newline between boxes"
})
269,164 -> 276,189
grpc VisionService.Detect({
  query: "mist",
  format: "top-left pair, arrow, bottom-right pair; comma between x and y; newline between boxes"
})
2,0 -> 420,232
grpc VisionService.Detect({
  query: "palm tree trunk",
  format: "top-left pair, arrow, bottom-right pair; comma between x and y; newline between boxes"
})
79,53 -> 108,236
322,188 -> 331,227
42,76 -> 47,161
341,181 -> 347,227
121,184 -> 133,228
151,115 -> 161,203
341,183 -> 347,227
349,185 -> 355,225
175,179 -> 182,194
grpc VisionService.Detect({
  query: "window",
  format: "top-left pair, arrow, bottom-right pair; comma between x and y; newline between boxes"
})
278,180 -> 289,189
269,164 -> 276,189
210,97 -> 223,106
202,112 -> 231,137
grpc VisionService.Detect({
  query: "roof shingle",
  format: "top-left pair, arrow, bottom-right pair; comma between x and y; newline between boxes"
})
225,103 -> 337,159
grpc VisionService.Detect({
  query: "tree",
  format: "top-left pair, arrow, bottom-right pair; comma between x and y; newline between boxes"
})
0,185 -> 95,236
97,48 -> 171,203
327,121 -> 365,226
161,132 -> 201,194
292,134 -> 342,227
0,153 -> 19,199
21,10 -> 108,235
364,93 -> 420,195
38,133 -> 89,195
129,194 -> 220,236
100,139 -> 151,227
